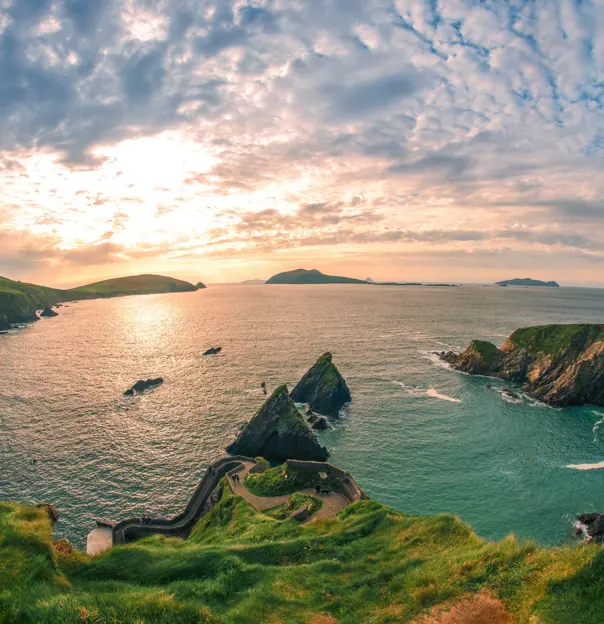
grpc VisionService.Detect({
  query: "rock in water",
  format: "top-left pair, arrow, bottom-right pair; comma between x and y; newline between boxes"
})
203,347 -> 222,356
226,385 -> 328,461
39,306 -> 58,318
36,503 -> 59,524
124,378 -> 164,396
290,353 -> 351,416
196,282 -> 207,289
307,412 -> 329,430
441,324 -> 604,407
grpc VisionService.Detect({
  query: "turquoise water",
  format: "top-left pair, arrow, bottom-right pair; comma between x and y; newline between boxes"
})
1,284 -> 603,548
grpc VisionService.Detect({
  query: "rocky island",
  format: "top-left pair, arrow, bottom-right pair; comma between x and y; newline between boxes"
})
291,352 -> 351,416
266,268 -> 366,284
440,324 -> 604,406
226,385 -> 328,461
496,278 -> 560,287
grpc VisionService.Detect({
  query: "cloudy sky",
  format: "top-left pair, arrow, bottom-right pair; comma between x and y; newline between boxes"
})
1,0 -> 603,287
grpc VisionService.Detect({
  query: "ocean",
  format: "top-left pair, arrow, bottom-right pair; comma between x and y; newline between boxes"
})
1,283 -> 603,548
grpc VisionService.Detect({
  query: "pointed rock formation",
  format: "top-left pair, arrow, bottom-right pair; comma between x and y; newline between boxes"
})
290,353 -> 351,416
226,385 -> 328,461
39,306 -> 58,318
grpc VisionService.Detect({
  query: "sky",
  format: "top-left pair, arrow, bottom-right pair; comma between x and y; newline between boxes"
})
1,0 -> 604,287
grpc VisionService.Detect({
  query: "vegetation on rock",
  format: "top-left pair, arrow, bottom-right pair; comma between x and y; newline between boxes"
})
291,352 -> 351,416
495,278 -> 560,287
244,462 -> 345,497
442,324 -> 604,406
226,385 -> 328,461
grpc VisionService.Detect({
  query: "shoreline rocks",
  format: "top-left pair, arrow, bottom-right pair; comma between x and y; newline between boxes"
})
39,306 -> 58,318
290,353 -> 351,416
124,378 -> 164,396
36,503 -> 59,524
576,513 -> 604,542
226,384 -> 328,461
440,324 -> 604,407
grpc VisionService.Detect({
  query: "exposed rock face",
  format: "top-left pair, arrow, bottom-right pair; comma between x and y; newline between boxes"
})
307,412 -> 329,430
577,513 -> 604,542
203,347 -> 222,356
441,324 -> 604,407
0,315 -> 10,331
226,385 -> 328,461
39,306 -> 58,318
290,353 -> 351,416
124,378 -> 164,396
36,503 -> 59,524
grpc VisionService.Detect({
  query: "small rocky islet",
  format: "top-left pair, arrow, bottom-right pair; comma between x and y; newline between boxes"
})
439,324 -> 604,407
227,352 -> 350,461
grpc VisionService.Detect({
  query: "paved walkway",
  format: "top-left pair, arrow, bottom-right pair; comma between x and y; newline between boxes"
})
228,461 -> 350,524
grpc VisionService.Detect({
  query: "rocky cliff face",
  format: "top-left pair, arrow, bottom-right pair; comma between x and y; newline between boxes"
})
290,353 -> 351,416
226,385 -> 328,461
441,324 -> 604,407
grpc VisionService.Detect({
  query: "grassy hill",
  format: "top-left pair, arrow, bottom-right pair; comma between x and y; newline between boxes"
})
2,476 -> 604,623
267,269 -> 367,285
0,274 -> 199,325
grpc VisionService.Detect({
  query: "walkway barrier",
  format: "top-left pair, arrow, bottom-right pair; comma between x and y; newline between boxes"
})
112,455 -> 256,545
285,460 -> 363,503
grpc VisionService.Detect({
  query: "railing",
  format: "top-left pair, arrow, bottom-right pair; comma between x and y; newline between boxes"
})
285,460 -> 363,503
111,455 -> 255,545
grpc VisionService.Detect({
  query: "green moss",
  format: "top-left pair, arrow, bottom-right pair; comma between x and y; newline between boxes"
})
508,324 -> 604,358
263,494 -> 323,520
470,340 -> 501,362
244,463 -> 345,497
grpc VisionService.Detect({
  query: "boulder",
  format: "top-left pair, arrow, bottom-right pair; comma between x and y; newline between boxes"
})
226,385 -> 328,461
203,347 -> 222,356
290,353 -> 351,416
307,412 -> 329,430
124,378 -> 164,396
577,512 -> 604,542
39,306 -> 58,318
36,503 -> 59,524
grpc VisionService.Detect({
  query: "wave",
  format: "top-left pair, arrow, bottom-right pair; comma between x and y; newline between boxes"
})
426,388 -> 462,403
566,461 -> 604,471
593,412 -> 604,443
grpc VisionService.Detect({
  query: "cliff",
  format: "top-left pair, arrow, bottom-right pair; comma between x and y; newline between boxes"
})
266,268 -> 366,284
291,352 -> 351,416
442,324 -> 604,406
226,385 -> 328,461
3,484 -> 604,622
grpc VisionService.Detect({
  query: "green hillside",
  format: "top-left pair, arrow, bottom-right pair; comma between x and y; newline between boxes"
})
496,278 -> 560,287
0,274 -> 199,326
71,274 -> 198,296
267,269 -> 367,285
2,478 -> 604,623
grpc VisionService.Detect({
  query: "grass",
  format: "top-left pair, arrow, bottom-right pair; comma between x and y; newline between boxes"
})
0,274 -> 199,325
469,340 -> 502,363
508,324 -> 604,358
264,494 -> 324,520
4,489 -> 604,622
244,463 -> 345,497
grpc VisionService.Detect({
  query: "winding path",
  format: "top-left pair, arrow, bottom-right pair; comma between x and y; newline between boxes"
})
227,461 -> 350,523
86,456 -> 361,554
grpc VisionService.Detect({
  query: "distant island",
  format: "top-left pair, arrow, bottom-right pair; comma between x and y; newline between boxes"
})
496,278 -> 560,287
0,274 -> 200,328
266,269 -> 366,285
241,279 -> 266,285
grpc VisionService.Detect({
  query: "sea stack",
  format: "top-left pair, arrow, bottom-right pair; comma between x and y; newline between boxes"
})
196,282 -> 207,289
441,324 -> 604,407
226,385 -> 328,461
39,306 -> 58,318
290,353 -> 351,416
